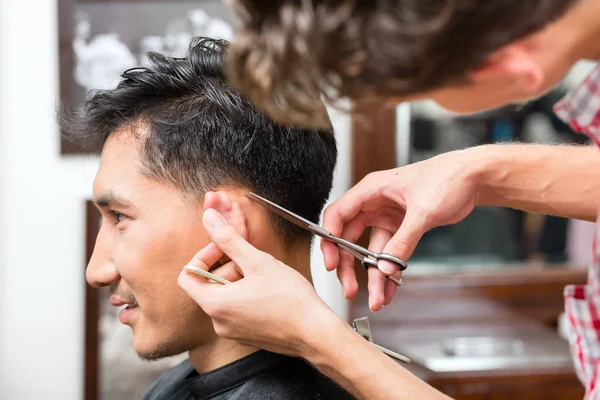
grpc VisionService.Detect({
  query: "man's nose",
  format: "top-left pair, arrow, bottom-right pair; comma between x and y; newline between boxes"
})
86,229 -> 119,288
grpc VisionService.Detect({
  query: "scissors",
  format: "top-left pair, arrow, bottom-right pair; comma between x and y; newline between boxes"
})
247,192 -> 407,286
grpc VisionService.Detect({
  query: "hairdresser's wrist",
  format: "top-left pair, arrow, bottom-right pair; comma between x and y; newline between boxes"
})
300,307 -> 366,376
432,144 -> 509,210
295,305 -> 347,361
467,144 -> 512,208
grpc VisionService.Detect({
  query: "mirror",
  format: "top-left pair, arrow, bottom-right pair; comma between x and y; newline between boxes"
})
397,62 -> 598,271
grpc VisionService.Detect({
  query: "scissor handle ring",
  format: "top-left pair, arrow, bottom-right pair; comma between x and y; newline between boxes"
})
360,258 -> 405,287
374,253 -> 408,271
361,258 -> 379,269
360,255 -> 408,271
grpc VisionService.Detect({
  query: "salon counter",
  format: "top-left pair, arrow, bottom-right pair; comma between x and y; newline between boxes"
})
372,321 -> 582,400
350,264 -> 587,399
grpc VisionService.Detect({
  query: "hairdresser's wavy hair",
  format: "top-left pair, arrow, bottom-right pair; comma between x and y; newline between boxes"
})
61,37 -> 337,245
226,0 -> 579,128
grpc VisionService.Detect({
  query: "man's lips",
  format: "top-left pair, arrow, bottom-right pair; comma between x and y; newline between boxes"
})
109,296 -> 137,308
109,295 -> 139,324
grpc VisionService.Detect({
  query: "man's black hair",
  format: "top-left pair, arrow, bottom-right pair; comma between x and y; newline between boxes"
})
62,37 -> 337,244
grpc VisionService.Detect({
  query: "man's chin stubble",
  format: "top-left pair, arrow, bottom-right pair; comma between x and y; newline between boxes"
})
136,337 -> 189,361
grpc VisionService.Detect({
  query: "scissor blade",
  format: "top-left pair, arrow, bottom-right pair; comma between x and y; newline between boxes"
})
371,342 -> 412,364
248,192 -> 379,259
339,244 -> 369,263
248,192 -> 332,238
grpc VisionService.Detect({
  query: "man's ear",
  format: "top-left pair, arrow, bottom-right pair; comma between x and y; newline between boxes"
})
469,44 -> 544,94
202,190 -> 249,242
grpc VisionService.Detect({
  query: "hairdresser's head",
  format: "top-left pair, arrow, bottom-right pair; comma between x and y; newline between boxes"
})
63,37 -> 337,360
227,0 -> 589,127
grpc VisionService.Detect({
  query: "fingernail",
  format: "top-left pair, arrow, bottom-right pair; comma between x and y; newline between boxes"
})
203,209 -> 226,230
369,294 -> 373,311
378,260 -> 398,275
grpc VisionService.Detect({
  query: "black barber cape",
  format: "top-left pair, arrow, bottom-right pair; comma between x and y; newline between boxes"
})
142,350 -> 356,400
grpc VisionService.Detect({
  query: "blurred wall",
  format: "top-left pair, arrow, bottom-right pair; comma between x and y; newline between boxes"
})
0,1 -> 350,398
0,0 -> 5,388
0,1 -> 99,398
311,104 -> 351,321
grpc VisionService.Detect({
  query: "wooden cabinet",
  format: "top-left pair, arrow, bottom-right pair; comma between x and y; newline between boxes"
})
428,371 -> 584,400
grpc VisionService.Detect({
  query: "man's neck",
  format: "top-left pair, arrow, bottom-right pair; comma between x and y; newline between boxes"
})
188,337 -> 260,375
187,250 -> 312,374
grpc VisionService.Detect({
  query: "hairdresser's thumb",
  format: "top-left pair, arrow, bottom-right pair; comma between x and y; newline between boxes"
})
203,208 -> 264,271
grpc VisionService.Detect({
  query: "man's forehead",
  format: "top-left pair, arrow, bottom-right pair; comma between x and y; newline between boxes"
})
92,166 -> 137,208
93,132 -> 145,202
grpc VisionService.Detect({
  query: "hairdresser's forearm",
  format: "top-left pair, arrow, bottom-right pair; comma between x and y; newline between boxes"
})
300,311 -> 451,400
472,144 -> 600,221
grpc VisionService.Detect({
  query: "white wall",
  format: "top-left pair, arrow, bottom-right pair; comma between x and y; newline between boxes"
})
0,1 -> 350,398
0,1 -> 100,399
0,0 -> 5,385
311,105 -> 352,321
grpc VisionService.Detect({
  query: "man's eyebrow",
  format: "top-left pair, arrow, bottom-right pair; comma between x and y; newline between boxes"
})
93,192 -> 131,209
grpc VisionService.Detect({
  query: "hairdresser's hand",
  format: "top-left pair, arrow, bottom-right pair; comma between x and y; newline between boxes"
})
178,208 -> 338,357
322,148 -> 482,311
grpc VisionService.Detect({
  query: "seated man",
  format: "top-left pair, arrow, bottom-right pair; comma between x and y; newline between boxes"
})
63,37 -> 354,399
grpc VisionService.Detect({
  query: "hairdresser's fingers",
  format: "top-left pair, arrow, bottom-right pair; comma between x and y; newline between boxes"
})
384,271 -> 402,305
322,205 -> 406,273
378,209 -> 425,275
367,227 -> 391,311
322,171 -> 392,271
321,195 -> 366,272
323,171 -> 390,237
179,228 -> 241,303
337,214 -> 370,299
367,267 -> 386,311
178,268 -> 221,310
202,208 -> 267,273
207,260 -> 244,283
321,239 -> 340,273
336,260 -> 356,300
368,223 -> 401,306
327,206 -> 406,298
186,242 -> 223,272
337,250 -> 358,299
178,261 -> 242,313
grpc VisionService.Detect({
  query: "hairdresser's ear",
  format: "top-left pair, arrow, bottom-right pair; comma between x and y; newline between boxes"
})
469,44 -> 544,94
202,191 -> 249,241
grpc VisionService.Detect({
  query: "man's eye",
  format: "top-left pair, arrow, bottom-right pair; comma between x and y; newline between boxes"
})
110,211 -> 126,224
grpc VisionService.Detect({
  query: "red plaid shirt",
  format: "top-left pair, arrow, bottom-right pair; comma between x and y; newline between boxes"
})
554,63 -> 600,399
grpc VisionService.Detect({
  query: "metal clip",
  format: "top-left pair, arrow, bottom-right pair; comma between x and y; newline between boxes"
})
352,317 -> 411,364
